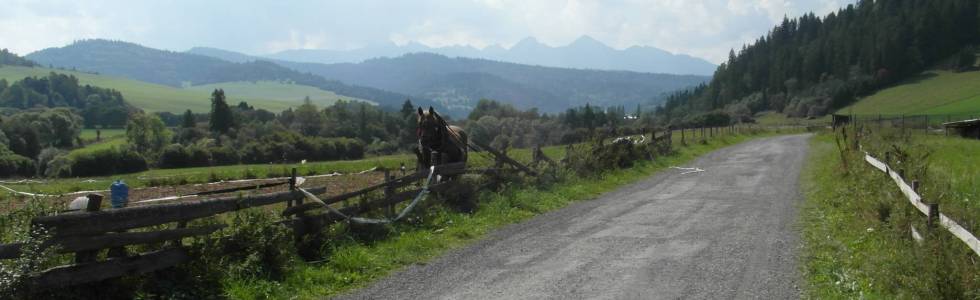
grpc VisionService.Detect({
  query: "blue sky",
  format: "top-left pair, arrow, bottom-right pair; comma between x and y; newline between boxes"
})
0,0 -> 854,63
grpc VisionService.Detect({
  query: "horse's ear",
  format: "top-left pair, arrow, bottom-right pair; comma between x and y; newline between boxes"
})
417,107 -> 424,116
428,106 -> 435,115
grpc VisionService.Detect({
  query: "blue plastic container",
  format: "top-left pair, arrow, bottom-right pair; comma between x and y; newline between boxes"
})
110,180 -> 129,208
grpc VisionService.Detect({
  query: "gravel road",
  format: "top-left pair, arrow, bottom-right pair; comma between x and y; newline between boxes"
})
337,134 -> 811,299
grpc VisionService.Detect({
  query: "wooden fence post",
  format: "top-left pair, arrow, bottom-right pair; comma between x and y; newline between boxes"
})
384,169 -> 394,217
928,203 -> 940,229
75,194 -> 103,263
292,168 -> 301,205
680,128 -> 685,144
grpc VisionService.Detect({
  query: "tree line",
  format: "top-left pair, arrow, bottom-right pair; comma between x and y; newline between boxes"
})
0,72 -> 134,127
656,0 -> 979,126
0,49 -> 36,67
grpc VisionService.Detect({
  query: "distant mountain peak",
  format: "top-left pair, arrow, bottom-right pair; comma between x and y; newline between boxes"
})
261,35 -> 717,76
512,37 -> 545,49
568,35 -> 608,49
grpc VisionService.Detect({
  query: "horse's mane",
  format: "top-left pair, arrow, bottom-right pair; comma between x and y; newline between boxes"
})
422,110 -> 466,152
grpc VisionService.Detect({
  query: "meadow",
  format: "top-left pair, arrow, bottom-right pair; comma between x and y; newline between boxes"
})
187,81 -> 370,107
837,70 -> 980,116
0,66 -> 366,113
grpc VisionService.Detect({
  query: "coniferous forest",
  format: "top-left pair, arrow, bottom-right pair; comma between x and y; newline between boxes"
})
656,0 -> 980,126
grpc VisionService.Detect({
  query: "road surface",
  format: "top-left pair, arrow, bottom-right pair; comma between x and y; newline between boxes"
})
338,134 -> 811,299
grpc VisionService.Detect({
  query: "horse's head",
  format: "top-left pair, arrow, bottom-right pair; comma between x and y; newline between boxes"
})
417,106 -> 444,148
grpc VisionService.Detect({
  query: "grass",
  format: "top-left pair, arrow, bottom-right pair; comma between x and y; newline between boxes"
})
221,129 -> 788,299
837,70 -> 980,116
0,144 -> 569,196
187,81 -> 371,107
67,138 -> 127,157
800,130 -> 980,298
0,66 -> 368,113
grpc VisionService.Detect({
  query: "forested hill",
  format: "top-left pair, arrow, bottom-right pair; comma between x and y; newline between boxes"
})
267,53 -> 709,113
26,40 -> 444,113
0,49 -> 36,67
657,0 -> 979,126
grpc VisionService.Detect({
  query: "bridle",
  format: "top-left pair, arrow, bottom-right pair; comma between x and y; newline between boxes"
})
418,119 -> 444,151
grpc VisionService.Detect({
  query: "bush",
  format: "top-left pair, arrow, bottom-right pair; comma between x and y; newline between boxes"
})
195,210 -> 296,280
186,145 -> 210,167
0,154 -> 36,177
209,146 -> 240,166
44,155 -> 72,178
69,147 -> 148,177
158,144 -> 190,169
366,140 -> 398,156
563,137 -> 658,177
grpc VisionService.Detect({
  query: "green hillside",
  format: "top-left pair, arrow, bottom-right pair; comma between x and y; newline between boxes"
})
187,81 -> 372,107
837,70 -> 980,115
0,66 -> 368,113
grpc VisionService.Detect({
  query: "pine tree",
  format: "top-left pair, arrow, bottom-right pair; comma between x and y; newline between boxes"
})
583,104 -> 595,132
400,99 -> 415,119
209,89 -> 234,134
181,109 -> 195,128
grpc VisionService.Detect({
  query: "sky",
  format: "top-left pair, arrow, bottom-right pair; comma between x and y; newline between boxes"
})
0,0 -> 855,64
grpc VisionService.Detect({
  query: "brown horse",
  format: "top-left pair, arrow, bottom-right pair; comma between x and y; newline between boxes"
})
416,106 -> 468,169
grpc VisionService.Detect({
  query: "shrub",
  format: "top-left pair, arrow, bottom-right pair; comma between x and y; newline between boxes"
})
186,145 -> 210,167
69,147 -> 148,177
209,146 -> 240,166
44,155 -> 72,178
366,140 -> 398,156
0,154 -> 35,177
158,144 -> 190,169
195,210 -> 296,280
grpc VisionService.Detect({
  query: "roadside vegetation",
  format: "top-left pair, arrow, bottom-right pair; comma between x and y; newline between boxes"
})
3,126 -> 784,299
801,128 -> 980,298
221,127 -> 791,299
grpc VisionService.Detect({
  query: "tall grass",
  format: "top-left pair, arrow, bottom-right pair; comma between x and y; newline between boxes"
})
801,130 -> 980,298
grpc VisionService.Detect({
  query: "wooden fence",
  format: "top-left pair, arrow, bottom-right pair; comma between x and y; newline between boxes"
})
862,151 -> 980,256
1,132 -> 677,290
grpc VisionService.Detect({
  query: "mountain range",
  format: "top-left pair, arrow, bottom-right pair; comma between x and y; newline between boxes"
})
268,53 -> 710,113
26,40 -> 443,113
258,36 -> 717,76
28,39 -> 710,116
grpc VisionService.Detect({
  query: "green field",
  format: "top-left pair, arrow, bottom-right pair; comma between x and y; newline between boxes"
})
187,81 -> 371,107
837,70 -> 980,115
0,66 -> 368,113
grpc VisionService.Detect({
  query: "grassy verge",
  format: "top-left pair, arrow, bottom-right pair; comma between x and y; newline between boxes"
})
223,129 -> 787,299
800,132 -> 980,298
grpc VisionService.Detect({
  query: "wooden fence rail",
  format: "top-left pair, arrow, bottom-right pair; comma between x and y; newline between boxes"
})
31,187 -> 326,237
2,134 -> 656,290
863,152 -> 980,256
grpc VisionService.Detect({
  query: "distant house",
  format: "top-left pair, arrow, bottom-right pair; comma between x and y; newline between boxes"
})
943,118 -> 980,139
